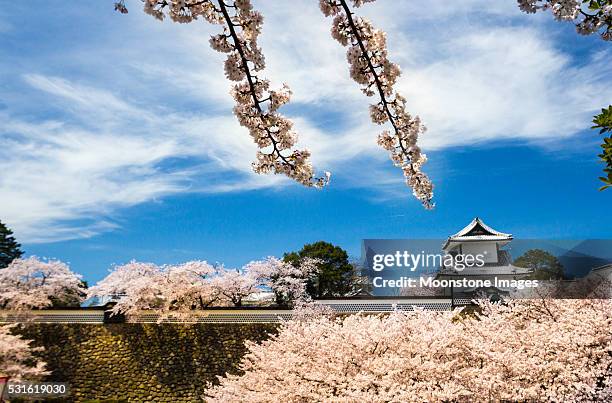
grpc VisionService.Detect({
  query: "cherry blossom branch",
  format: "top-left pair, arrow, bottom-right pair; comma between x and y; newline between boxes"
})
318,0 -> 434,208
125,1 -> 330,188
216,1 -> 325,186
518,0 -> 612,40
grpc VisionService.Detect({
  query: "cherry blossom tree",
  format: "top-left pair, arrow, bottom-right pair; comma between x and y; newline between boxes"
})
155,261 -> 220,315
88,261 -> 218,319
89,257 -> 319,316
0,257 -> 77,381
87,260 -> 159,300
207,298 -> 612,401
0,257 -> 85,310
318,0 -> 434,208
399,281 -> 443,297
518,0 -> 612,40
245,256 -> 320,305
211,267 -> 259,307
0,324 -> 48,380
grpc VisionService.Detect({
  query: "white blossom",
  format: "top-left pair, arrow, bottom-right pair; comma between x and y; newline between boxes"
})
209,34 -> 232,53
0,257 -> 82,380
88,257 -> 316,316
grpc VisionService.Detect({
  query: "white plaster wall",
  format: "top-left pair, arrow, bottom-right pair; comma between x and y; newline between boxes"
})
462,242 -> 498,263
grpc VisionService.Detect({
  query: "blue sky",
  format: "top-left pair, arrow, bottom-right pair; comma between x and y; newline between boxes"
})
1,1 -> 611,283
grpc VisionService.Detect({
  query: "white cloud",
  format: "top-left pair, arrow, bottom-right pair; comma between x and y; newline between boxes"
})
399,28 -> 612,149
0,0 -> 610,242
0,75 -> 286,242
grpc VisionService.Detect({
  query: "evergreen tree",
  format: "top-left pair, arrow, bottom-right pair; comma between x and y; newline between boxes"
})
284,241 -> 355,298
514,249 -> 564,280
0,220 -> 23,268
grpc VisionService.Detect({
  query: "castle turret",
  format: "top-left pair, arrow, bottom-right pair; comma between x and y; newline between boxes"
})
437,217 -> 532,284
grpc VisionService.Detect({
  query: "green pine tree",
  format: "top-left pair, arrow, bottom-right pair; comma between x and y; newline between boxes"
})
514,249 -> 564,280
0,220 -> 24,268
284,241 -> 356,298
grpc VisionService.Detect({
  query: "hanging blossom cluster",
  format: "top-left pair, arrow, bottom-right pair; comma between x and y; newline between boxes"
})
207,298 -> 612,401
518,0 -> 612,40
136,0 -> 329,188
318,0 -> 434,208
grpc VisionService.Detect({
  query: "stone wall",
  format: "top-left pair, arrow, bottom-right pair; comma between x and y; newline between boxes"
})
15,323 -> 278,402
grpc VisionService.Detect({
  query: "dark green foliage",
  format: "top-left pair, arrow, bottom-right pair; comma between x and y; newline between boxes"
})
0,220 -> 23,269
592,105 -> 612,190
514,249 -> 565,280
284,241 -> 356,298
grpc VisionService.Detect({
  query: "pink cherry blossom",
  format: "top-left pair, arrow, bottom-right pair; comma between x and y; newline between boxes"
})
139,0 -> 330,188
210,267 -> 259,307
0,257 -> 83,380
319,0 -> 434,208
88,260 -> 218,321
88,257 -> 316,320
0,257 -> 84,310
86,260 -> 159,299
0,324 -> 48,380
518,0 -> 612,40
245,257 -> 320,303
207,298 -> 612,401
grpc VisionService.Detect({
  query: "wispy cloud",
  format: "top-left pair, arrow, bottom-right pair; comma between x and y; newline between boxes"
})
0,0 -> 610,243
